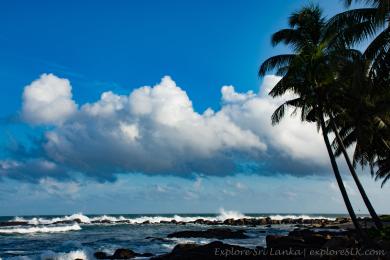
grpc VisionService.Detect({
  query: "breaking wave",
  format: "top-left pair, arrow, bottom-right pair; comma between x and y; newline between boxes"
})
40,249 -> 92,260
6,209 -> 336,228
268,214 -> 336,221
0,224 -> 81,234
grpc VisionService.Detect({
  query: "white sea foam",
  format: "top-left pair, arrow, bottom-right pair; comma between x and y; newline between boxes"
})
216,208 -> 245,220
0,224 -> 81,234
267,215 -> 336,221
40,249 -> 92,260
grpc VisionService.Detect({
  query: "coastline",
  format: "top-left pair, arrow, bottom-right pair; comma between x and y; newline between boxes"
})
1,213 -> 389,259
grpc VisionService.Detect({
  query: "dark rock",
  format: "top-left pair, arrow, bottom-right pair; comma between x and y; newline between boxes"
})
322,236 -> 358,249
117,220 -> 131,224
289,228 -> 348,237
152,241 -> 261,260
73,218 -> 83,223
94,252 -> 109,259
112,248 -> 137,259
53,220 -> 77,225
223,219 -> 234,225
185,217 -> 337,227
142,220 -> 150,224
167,228 -> 249,239
194,218 -> 205,224
171,243 -> 199,254
91,219 -> 112,224
334,217 -> 351,224
266,235 -> 306,248
94,249 -> 154,259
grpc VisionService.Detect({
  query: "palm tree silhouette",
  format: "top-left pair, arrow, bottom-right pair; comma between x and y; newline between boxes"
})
259,5 -> 364,233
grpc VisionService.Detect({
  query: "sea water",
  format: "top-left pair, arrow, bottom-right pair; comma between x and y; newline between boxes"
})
0,210 -> 344,260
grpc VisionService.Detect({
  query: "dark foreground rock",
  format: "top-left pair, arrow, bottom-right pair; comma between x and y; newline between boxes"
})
266,228 -> 390,259
167,228 -> 249,239
94,248 -> 153,259
266,228 -> 357,250
153,227 -> 390,260
152,241 -> 263,260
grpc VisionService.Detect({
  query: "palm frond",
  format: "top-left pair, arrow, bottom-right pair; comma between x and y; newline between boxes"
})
258,54 -> 295,76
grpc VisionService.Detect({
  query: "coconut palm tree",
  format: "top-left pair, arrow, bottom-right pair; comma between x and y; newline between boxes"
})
259,5 -> 364,233
327,52 -> 385,229
329,0 -> 390,65
330,52 -> 390,184
327,0 -> 390,199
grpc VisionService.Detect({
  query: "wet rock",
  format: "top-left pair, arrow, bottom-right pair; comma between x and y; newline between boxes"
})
53,220 -> 77,225
94,249 -> 154,259
142,220 -> 150,224
94,251 -> 109,259
152,241 -> 261,260
334,217 -> 351,224
266,235 -> 306,249
112,248 -> 137,259
322,236 -> 358,249
289,228 -> 348,238
223,219 -> 234,225
73,218 -> 83,223
91,220 -> 112,224
167,228 -> 249,239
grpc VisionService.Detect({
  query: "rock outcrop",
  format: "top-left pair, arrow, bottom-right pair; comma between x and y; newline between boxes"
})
94,248 -> 153,259
167,228 -> 249,239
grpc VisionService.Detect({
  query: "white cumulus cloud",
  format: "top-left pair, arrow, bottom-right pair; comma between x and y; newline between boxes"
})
11,73 -> 331,181
22,73 -> 77,125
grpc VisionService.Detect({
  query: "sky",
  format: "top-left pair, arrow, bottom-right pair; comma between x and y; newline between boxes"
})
0,0 -> 389,216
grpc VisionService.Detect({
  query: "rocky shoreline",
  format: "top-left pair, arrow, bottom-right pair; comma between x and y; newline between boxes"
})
0,216 -> 353,227
93,226 -> 390,259
92,217 -> 390,259
2,216 -> 389,259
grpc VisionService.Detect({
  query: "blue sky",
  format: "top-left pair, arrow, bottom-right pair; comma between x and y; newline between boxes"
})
0,0 -> 389,216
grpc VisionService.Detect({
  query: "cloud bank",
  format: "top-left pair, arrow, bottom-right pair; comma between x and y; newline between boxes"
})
1,74 -> 329,182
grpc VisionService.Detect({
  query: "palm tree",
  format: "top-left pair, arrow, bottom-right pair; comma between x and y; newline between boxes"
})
329,0 -> 390,65
326,0 -> 390,223
259,5 -> 363,234
330,48 -> 390,186
328,52 -> 384,229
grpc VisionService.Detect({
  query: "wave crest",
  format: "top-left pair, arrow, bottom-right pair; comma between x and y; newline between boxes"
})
7,210 -> 336,227
0,223 -> 81,234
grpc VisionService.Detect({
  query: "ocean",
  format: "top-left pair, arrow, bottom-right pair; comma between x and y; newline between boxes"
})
0,210 -> 347,260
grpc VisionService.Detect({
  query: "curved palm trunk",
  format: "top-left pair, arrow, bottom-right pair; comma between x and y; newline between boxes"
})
319,112 -> 363,235
330,115 -> 383,229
